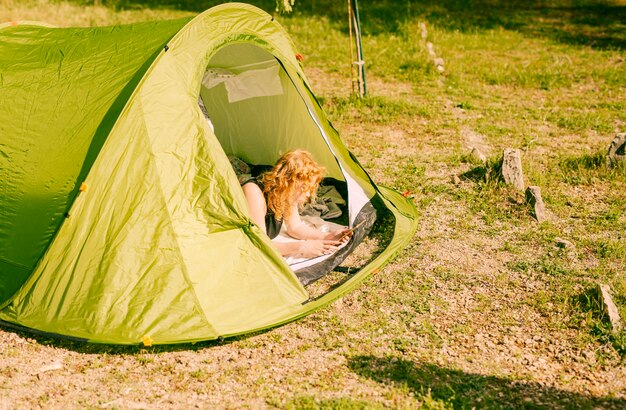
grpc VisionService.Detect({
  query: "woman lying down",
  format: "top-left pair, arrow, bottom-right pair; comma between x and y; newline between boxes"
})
240,150 -> 353,258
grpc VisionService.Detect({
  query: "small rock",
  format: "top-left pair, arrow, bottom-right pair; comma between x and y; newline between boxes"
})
37,362 -> 63,374
434,57 -> 445,68
594,284 -> 624,332
470,147 -> 487,163
607,132 -> 626,166
525,186 -> 547,222
418,22 -> 428,40
582,350 -> 596,364
555,237 -> 575,250
426,42 -> 435,57
451,174 -> 461,185
555,237 -> 576,257
501,148 -> 525,190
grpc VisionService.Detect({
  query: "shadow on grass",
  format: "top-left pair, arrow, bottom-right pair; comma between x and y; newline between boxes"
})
348,355 -> 626,409
75,0 -> 626,50
459,157 -> 503,184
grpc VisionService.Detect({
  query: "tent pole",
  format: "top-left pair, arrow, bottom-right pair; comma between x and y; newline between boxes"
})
347,0 -> 356,95
351,0 -> 367,96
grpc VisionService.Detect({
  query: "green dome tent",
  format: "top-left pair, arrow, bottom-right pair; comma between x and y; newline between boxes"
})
0,3 -> 417,345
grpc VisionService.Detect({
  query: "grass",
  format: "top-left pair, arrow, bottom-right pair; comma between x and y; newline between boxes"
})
1,0 -> 626,408
283,396 -> 387,410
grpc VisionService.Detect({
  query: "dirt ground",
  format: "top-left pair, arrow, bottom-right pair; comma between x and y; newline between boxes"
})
2,27 -> 626,410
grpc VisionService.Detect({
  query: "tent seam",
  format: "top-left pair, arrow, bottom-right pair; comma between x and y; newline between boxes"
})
137,108 -> 215,340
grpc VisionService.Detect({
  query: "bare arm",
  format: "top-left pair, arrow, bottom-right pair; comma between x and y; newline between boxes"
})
242,184 -> 317,256
272,241 -> 304,256
242,186 -> 347,258
283,205 -> 356,257
242,182 -> 267,236
284,204 -> 352,242
283,205 -> 326,240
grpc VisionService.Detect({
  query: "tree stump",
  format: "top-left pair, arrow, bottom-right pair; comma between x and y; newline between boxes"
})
607,133 -> 626,166
470,147 -> 486,163
502,148 -> 524,190
525,186 -> 547,222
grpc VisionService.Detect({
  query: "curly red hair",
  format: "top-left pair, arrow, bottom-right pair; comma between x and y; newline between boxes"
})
260,150 -> 325,221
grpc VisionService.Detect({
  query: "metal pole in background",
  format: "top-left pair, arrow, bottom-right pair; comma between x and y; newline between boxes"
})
350,0 -> 367,96
348,0 -> 356,95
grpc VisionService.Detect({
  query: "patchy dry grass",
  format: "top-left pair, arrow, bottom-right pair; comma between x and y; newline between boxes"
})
1,0 -> 626,409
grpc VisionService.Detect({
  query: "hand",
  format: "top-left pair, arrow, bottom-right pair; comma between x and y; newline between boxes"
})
298,239 -> 342,258
324,227 -> 353,243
